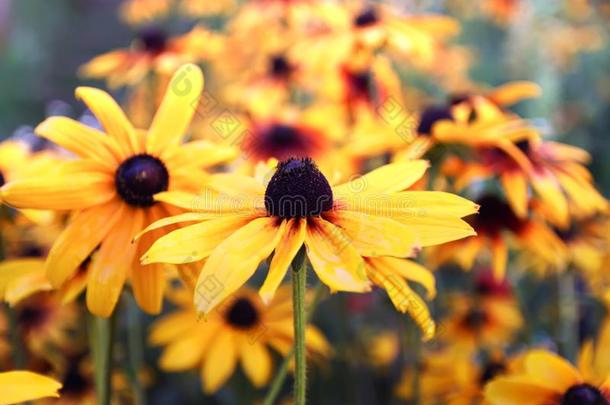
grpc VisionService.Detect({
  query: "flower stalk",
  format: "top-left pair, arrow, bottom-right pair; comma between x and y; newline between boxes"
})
292,247 -> 308,405
88,312 -> 116,405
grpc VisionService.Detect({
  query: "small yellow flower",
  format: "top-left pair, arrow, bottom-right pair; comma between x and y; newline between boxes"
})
150,285 -> 330,393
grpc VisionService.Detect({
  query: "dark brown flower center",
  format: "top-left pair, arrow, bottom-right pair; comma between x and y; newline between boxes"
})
269,55 -> 293,78
417,105 -> 453,135
467,195 -> 524,237
561,384 -> 608,405
479,360 -> 507,384
138,27 -> 167,53
115,154 -> 169,207
226,298 -> 259,329
353,7 -> 379,27
462,308 -> 489,329
0,170 -> 5,187
264,158 -> 333,218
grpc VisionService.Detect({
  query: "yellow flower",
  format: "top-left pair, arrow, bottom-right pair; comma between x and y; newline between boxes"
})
79,26 -> 224,88
0,371 -> 62,404
150,285 -> 330,393
428,194 -> 568,280
440,273 -> 523,350
139,158 -> 477,330
396,348 -> 512,404
484,349 -> 610,405
1,64 -> 236,317
119,0 -> 172,26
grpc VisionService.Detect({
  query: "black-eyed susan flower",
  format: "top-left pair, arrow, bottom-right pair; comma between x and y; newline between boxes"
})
149,285 -> 330,393
440,272 -> 523,350
139,158 -> 477,327
0,371 -> 62,404
428,194 -> 567,279
396,348 -> 512,404
484,349 -> 610,405
1,64 -> 237,317
119,0 -> 172,26
79,26 -> 224,88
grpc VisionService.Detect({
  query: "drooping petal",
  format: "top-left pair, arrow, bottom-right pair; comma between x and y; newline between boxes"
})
194,217 -> 284,314
367,257 -> 436,299
304,218 -> 370,293
491,237 -> 508,281
260,218 -> 306,304
87,206 -> 144,317
45,199 -> 123,287
334,160 -> 429,198
0,371 -> 62,404
75,87 -> 139,157
201,331 -> 238,393
35,116 -> 122,169
148,64 -> 204,155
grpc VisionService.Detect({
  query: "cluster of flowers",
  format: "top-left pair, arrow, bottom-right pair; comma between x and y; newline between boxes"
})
0,0 -> 608,404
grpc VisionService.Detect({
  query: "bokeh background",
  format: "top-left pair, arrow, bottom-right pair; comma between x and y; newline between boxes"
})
1,1 -> 609,404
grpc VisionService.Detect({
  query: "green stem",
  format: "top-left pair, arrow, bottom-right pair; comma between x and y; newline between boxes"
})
292,248 -> 308,405
126,295 -> 146,405
88,312 -> 116,405
558,269 -> 578,362
263,283 -> 325,405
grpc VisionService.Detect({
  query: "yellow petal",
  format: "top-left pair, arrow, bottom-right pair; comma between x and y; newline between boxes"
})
154,190 -> 264,214
0,371 -> 62,404
524,350 -> 581,389
194,217 -> 284,314
164,140 -> 237,170
133,211 -> 215,241
159,323 -> 219,371
142,215 -> 256,265
149,312 -> 196,345
484,375 -> 557,405
329,210 -> 416,257
87,206 -> 144,317
1,171 -> 115,211
45,199 -> 123,287
501,171 -> 528,218
304,218 -> 370,293
367,257 -> 436,299
75,86 -> 139,157
0,259 -> 51,306
340,191 -> 479,219
206,173 -> 266,198
202,332 -> 237,393
148,64 -> 204,155
491,237 -> 508,281
131,213 -> 167,314
395,215 -> 476,247
260,218 -> 306,304
334,160 -> 429,198
489,81 -> 542,106
35,116 -> 121,169
240,338 -> 272,387
531,170 -> 569,228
